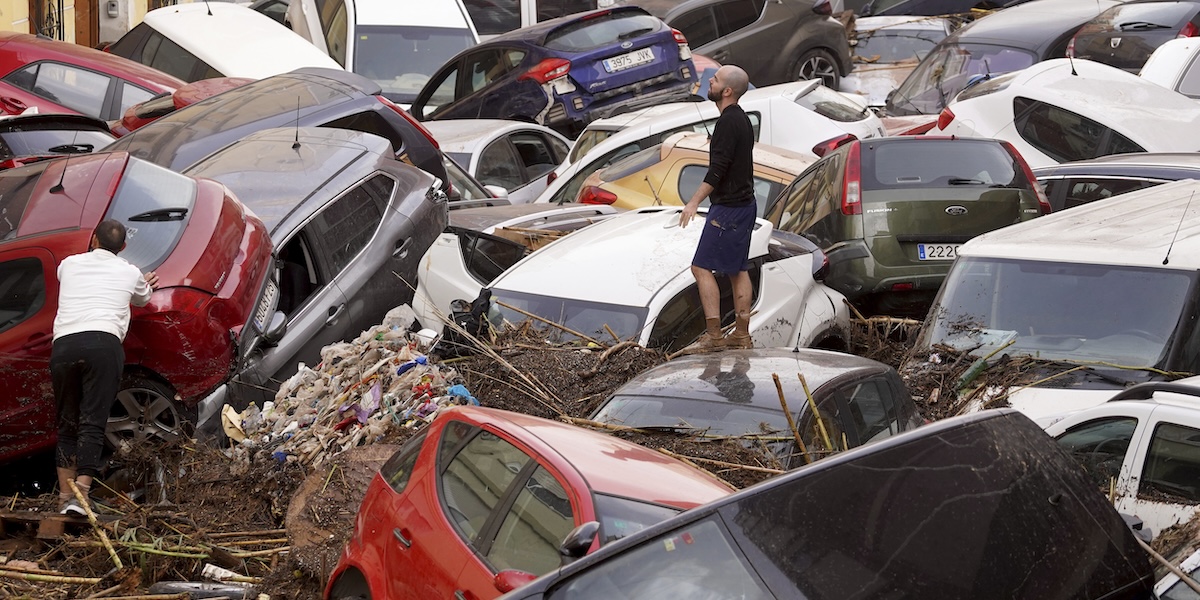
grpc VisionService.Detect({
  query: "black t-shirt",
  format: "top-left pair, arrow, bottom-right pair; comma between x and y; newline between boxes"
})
703,103 -> 754,206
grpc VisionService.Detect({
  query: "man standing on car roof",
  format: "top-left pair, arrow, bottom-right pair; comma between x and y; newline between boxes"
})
51,219 -> 158,516
680,65 -> 755,351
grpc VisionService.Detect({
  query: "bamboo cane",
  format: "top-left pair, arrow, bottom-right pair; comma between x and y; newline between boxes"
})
773,373 -> 813,465
68,480 -> 122,570
656,448 -> 785,475
799,374 -> 835,452
0,569 -> 102,584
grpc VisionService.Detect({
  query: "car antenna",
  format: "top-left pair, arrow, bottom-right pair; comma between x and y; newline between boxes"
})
203,0 -> 212,16
1067,50 -> 1078,76
1163,190 -> 1194,265
292,96 -> 301,150
697,100 -> 712,140
49,130 -> 80,194
644,174 -> 662,205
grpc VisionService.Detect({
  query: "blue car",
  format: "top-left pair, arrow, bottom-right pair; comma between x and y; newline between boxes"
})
410,6 -> 697,138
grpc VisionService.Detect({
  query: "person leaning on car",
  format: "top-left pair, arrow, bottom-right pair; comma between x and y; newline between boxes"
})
51,219 -> 158,516
680,64 -> 756,351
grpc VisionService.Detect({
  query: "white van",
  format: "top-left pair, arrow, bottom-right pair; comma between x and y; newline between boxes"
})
107,2 -> 343,81
462,0 -> 597,39
905,178 -> 1200,422
287,0 -> 479,105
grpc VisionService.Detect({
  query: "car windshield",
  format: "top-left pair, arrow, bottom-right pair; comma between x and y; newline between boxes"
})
920,257 -> 1197,368
354,25 -> 476,104
544,12 -> 662,52
571,128 -> 618,163
862,139 -> 1022,191
0,128 -> 114,159
488,289 -> 648,342
596,144 -> 663,181
854,26 -> 946,63
795,84 -> 870,123
593,493 -> 680,544
105,158 -> 197,271
889,42 -> 1036,115
594,395 -> 790,436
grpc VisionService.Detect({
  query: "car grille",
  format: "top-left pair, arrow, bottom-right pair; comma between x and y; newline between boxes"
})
590,71 -> 683,102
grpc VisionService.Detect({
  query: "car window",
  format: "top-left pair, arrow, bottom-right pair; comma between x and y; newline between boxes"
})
677,165 -> 780,217
598,144 -> 663,181
1178,56 -> 1200,98
0,257 -> 45,334
486,465 -> 575,575
795,85 -> 870,123
670,8 -> 718,48
544,12 -> 664,52
766,162 -> 823,233
422,66 -> 460,119
536,0 -> 597,21
119,82 -> 156,116
552,143 -> 646,204
478,141 -> 525,190
466,50 -> 505,96
512,133 -> 561,180
457,229 -> 528,284
11,63 -> 111,118
798,392 -> 847,462
889,42 -> 1036,116
106,159 -> 198,271
839,378 -> 899,445
255,0 -> 290,24
355,26 -> 478,104
0,127 -> 114,160
491,289 -> 649,342
277,230 -> 324,316
441,429 -> 532,540
380,430 -> 428,493
444,156 -> 494,203
323,111 -> 406,157
647,268 -> 762,352
310,175 -> 393,275
715,0 -> 762,35
319,0 -> 349,67
593,493 -> 680,544
144,33 -> 204,82
853,26 -> 945,62
862,139 -> 1020,192
465,0 -> 521,35
1061,178 -> 1158,211
548,517 -> 772,599
1014,96 -> 1146,163
1139,422 -> 1200,502
547,134 -> 570,163
0,164 -> 48,240
1055,417 -> 1138,490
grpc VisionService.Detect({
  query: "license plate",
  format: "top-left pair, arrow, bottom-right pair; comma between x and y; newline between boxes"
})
603,47 -> 655,73
917,243 -> 960,260
254,280 -> 278,331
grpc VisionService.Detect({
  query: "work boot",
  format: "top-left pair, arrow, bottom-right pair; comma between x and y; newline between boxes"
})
725,312 -> 753,349
688,317 -> 726,353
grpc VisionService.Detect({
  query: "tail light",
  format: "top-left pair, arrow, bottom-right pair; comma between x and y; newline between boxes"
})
813,0 -> 833,15
842,142 -> 862,215
579,185 -> 618,205
812,133 -> 856,157
1180,22 -> 1199,38
547,171 -> 557,185
672,28 -> 692,60
376,95 -> 439,150
936,107 -> 955,131
520,58 -> 571,84
581,8 -> 612,20
672,29 -> 688,45
1001,141 -> 1052,214
891,282 -> 914,291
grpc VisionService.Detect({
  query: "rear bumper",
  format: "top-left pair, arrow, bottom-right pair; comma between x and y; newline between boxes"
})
825,240 -> 951,300
550,69 -> 695,128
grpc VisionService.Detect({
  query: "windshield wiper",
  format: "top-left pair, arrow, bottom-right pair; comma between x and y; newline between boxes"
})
948,177 -> 987,185
1118,21 -> 1171,30
129,207 -> 188,222
617,27 -> 654,40
48,143 -> 94,154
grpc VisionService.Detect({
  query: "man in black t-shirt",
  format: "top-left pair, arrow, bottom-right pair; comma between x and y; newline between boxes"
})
680,65 -> 755,351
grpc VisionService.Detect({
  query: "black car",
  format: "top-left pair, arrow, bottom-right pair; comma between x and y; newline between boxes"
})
1033,152 -> 1200,211
885,0 -> 1125,116
102,67 -> 448,191
1069,0 -> 1200,72
0,113 -> 115,167
590,349 -> 923,467
498,409 -> 1156,600
185,127 -> 448,425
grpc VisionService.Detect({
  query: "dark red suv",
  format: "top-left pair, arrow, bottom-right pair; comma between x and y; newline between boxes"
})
0,152 -> 272,464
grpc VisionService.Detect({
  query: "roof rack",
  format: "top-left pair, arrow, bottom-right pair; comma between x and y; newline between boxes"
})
1106,381 -> 1200,403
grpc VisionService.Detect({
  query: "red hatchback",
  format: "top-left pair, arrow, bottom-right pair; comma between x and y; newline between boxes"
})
0,32 -> 182,121
0,152 -> 272,464
325,406 -> 733,600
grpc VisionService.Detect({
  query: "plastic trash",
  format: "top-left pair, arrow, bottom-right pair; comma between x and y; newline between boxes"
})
447,384 -> 480,406
396,356 -> 428,376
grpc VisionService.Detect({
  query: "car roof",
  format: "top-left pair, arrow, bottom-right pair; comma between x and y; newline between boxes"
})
425,119 -> 566,155
489,6 -> 654,45
948,0 -> 1123,51
182,127 -> 396,233
958,178 -> 1200,269
855,15 -> 953,31
142,3 -> 343,78
1033,153 -> 1200,178
490,208 -> 774,306
0,32 -> 184,91
352,0 -> 475,27
451,406 -> 733,508
607,349 -> 892,410
666,132 -> 815,175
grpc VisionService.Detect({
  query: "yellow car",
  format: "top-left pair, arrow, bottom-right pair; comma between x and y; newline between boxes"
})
576,131 -> 815,215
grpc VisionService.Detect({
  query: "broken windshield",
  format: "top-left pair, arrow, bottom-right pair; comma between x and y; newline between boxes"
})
920,257 -> 1197,369
888,42 -> 1035,115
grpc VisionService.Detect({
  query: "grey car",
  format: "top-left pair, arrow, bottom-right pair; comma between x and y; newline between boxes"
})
590,348 -> 923,468
619,0 -> 853,88
185,127 -> 448,418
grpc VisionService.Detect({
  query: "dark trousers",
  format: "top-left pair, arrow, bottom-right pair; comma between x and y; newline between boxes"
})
51,331 -> 123,478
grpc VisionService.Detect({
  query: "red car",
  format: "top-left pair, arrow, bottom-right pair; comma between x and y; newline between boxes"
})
0,152 -> 273,464
110,76 -> 253,137
325,406 -> 733,600
0,32 -> 183,121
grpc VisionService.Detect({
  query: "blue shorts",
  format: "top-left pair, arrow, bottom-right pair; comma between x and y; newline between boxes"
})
692,202 -> 756,275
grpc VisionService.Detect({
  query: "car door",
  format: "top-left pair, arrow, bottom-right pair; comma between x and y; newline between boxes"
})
0,62 -> 117,119
714,0 -> 770,72
413,60 -> 464,121
1052,413 -> 1146,499
1119,407 -> 1200,533
669,7 -> 729,64
507,131 -> 568,204
0,248 -> 57,462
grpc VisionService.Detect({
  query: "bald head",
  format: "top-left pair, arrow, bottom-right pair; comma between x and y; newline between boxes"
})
708,65 -> 751,104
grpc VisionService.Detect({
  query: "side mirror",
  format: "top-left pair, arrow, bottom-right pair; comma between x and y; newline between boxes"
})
262,311 -> 287,346
484,185 -> 509,199
493,569 -> 538,593
559,521 -> 599,565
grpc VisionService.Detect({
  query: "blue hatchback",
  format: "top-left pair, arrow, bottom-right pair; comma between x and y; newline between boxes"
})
409,7 -> 697,138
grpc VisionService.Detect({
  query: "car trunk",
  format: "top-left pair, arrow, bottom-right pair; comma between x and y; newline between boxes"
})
150,178 -> 254,297
862,187 -> 1025,268
1074,29 -> 1178,71
569,34 -> 681,94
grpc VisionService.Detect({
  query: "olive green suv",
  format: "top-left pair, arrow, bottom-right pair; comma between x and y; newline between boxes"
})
764,136 -> 1049,315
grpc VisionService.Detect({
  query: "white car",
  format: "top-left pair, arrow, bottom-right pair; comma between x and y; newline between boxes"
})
1140,37 -> 1200,99
929,58 -> 1200,168
1042,378 -> 1200,537
537,80 -> 885,205
418,207 -> 852,354
424,120 -> 572,205
106,2 -> 343,81
286,0 -> 479,106
840,16 -> 952,109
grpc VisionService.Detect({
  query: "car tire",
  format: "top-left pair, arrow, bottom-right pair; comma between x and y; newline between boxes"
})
105,374 -> 194,450
794,48 -> 840,89
329,571 -> 371,600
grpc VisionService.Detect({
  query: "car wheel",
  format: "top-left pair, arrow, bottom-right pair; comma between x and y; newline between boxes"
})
105,374 -> 194,449
329,571 -> 372,600
794,49 -> 840,89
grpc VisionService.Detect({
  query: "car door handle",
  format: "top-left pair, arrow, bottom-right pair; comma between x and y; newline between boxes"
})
20,334 -> 49,351
325,303 -> 345,326
393,527 -> 412,548
393,237 -> 412,259
0,96 -> 27,113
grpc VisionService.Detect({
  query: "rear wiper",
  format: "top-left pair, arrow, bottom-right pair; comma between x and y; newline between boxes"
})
948,177 -> 986,185
617,27 -> 654,40
129,207 -> 188,222
1119,21 -> 1171,30
48,143 -> 94,154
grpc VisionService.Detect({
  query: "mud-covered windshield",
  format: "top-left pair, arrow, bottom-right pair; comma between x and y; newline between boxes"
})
887,42 -> 1035,116
920,257 -> 1197,368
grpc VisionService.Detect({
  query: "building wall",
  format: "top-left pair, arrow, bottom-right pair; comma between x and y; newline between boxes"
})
0,0 -> 76,42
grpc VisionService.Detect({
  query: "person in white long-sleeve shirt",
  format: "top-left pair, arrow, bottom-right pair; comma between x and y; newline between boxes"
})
51,219 -> 158,516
